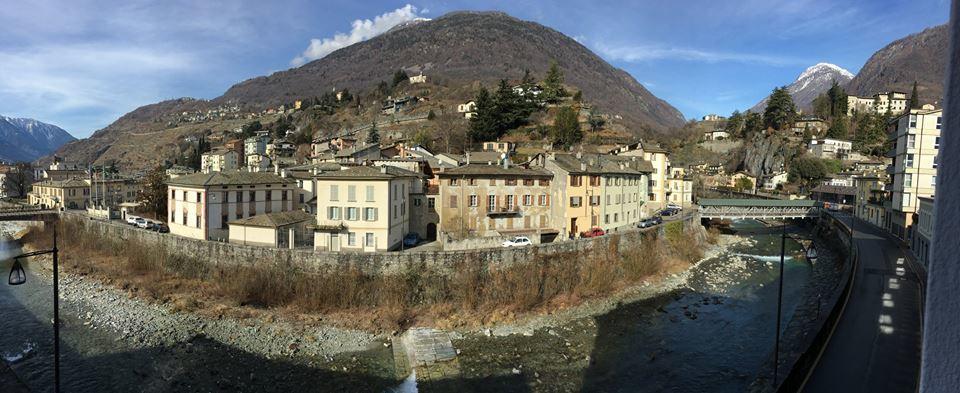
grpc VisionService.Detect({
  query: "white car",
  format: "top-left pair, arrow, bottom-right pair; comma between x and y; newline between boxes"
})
667,203 -> 682,210
126,215 -> 140,225
135,218 -> 149,229
502,236 -> 532,247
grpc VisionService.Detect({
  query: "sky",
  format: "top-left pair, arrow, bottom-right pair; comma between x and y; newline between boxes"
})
0,0 -> 950,138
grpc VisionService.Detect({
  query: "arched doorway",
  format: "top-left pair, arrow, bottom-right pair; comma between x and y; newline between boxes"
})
426,223 -> 437,241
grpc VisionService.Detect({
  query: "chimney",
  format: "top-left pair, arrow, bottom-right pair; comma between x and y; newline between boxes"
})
466,151 -> 471,165
581,162 -> 587,171
381,166 -> 388,174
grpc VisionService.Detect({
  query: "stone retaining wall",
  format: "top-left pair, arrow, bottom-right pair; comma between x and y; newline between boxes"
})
66,213 -> 702,276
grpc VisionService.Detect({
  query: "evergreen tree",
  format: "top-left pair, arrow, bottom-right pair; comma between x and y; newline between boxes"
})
572,90 -> 583,102
588,110 -> 606,132
812,93 -> 832,119
826,80 -> 848,117
910,81 -> 920,109
391,69 -> 408,89
339,89 -> 352,103
551,106 -> 582,148
763,87 -> 797,131
468,87 -> 499,142
743,111 -> 765,137
724,110 -> 744,137
366,122 -> 380,144
520,69 -> 536,86
543,61 -> 566,102
825,116 -> 849,139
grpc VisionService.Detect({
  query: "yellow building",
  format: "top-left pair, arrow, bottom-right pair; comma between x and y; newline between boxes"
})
201,149 -> 240,173
167,172 -> 298,241
312,165 -> 425,252
886,105 -> 941,239
28,178 -> 90,209
666,167 -> 693,208
545,153 -> 652,238
437,163 -> 556,240
853,174 -> 886,228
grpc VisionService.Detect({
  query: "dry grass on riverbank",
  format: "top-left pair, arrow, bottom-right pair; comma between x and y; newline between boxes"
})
22,219 -> 710,331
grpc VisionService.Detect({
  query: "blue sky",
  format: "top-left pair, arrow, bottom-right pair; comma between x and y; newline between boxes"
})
0,0 -> 950,138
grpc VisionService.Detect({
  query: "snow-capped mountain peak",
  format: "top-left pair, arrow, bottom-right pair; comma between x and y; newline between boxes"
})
751,62 -> 854,113
797,62 -> 854,81
0,116 -> 76,162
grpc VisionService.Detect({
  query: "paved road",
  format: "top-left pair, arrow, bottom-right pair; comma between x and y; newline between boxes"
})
802,213 -> 923,393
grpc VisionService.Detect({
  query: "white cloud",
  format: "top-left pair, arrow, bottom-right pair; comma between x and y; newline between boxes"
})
595,43 -> 807,66
290,4 -> 427,67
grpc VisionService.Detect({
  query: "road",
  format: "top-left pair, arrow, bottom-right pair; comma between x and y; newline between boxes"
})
802,213 -> 923,393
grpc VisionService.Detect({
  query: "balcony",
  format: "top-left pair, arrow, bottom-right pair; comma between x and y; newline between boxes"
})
313,221 -> 346,232
487,206 -> 521,217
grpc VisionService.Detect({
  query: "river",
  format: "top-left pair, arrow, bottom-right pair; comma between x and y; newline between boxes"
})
1,219 -> 813,392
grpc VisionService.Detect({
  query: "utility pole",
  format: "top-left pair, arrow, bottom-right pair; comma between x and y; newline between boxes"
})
773,217 -> 786,386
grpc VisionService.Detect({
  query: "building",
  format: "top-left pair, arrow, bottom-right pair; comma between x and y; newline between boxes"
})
854,175 -> 886,228
886,105 -> 941,240
609,142 -> 672,211
244,135 -> 270,156
408,72 -> 427,84
481,141 -> 515,154
666,167 -> 693,208
246,154 -> 272,172
312,165 -> 424,252
808,138 -> 853,159
762,172 -> 789,190
167,172 -> 298,241
89,177 -> 140,209
228,210 -> 315,248
266,140 -> 296,158
166,166 -> 195,179
28,178 -> 90,209
912,196 -> 935,269
201,149 -> 239,173
701,114 -> 725,121
43,168 -> 88,181
457,101 -> 477,118
702,129 -> 730,141
545,153 -> 651,238
846,91 -> 909,116
790,117 -> 828,137
811,184 -> 857,206
437,163 -> 556,241
728,172 -> 757,191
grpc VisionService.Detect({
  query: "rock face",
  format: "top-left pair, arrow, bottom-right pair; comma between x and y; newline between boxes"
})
732,132 -> 798,178
751,63 -> 853,113
846,24 -> 947,105
217,11 -> 685,132
0,116 -> 76,162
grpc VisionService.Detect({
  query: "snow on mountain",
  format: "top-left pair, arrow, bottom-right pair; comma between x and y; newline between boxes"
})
751,62 -> 854,113
0,116 -> 76,163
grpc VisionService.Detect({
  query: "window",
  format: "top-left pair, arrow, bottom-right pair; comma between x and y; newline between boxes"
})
907,134 -> 916,149
614,213 -> 618,222
903,174 -> 912,188
328,207 -> 341,220
348,232 -> 356,246
468,178 -> 477,186
414,198 -> 421,207
604,214 -> 610,224
606,195 -> 611,205
506,179 -> 517,186
450,195 -> 458,208
428,198 -> 435,208
539,179 -> 550,186
347,185 -> 356,202
364,207 -> 377,221
590,196 -> 600,206
906,153 -> 915,168
182,211 -> 187,225
282,190 -> 288,201
469,195 -> 478,207
523,179 -> 534,186
330,185 -> 339,201
909,115 -> 917,128
365,233 -> 374,247
506,195 -> 515,210
570,175 -> 583,187
605,178 -> 612,186
196,215 -> 201,228
934,155 -> 939,169
450,178 -> 459,186
488,195 -> 496,210
539,195 -> 548,206
936,116 -> 942,130
366,185 -> 375,202
346,207 -> 358,221
266,190 -> 272,201
248,191 -> 255,202
299,194 -> 304,203
196,192 -> 201,203
935,137 -> 941,149
221,214 -> 228,228
903,192 -> 912,206
931,175 -> 937,187
570,196 -> 582,207
523,195 -> 532,206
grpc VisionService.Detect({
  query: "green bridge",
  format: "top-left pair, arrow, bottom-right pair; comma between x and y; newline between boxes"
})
698,199 -> 821,219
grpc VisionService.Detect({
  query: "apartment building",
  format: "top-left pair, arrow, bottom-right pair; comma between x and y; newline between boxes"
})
886,105 -> 941,239
244,134 -> 270,156
610,142 -> 671,211
545,153 -> 651,238
28,178 -> 90,209
312,165 -> 424,252
437,163 -> 555,240
808,138 -> 853,159
167,172 -> 298,241
89,177 -> 140,208
912,196 -> 935,269
666,167 -> 694,208
846,91 -> 909,116
853,175 -> 886,228
201,149 -> 239,173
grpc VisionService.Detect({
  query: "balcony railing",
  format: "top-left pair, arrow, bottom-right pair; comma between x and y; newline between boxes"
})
486,206 -> 521,217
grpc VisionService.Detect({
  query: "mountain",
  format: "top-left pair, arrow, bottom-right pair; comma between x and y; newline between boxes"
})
0,116 -> 76,163
751,63 -> 853,113
846,24 -> 948,105
216,11 -> 685,131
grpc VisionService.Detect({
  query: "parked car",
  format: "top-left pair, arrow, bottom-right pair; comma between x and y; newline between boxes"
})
135,218 -> 150,229
125,215 -> 140,225
402,233 -> 421,247
659,208 -> 679,217
154,223 -> 170,233
667,203 -> 682,210
638,216 -> 662,228
580,227 -> 605,238
502,236 -> 532,247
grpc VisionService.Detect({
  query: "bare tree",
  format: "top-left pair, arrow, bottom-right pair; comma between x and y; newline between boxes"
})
2,162 -> 34,198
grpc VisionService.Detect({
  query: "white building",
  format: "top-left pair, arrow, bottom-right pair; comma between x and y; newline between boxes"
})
167,172 -> 299,241
807,138 -> 853,159
886,105 -> 941,240
457,101 -> 477,119
703,129 -> 730,141
200,149 -> 239,173
762,172 -> 789,190
408,72 -> 427,84
846,91 -> 909,116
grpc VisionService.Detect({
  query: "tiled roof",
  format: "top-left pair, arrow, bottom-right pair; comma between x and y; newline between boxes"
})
439,164 -> 552,177
313,165 -> 425,180
33,178 -> 89,188
167,171 -> 294,187
228,210 -> 315,228
550,154 -> 653,174
464,151 -> 504,164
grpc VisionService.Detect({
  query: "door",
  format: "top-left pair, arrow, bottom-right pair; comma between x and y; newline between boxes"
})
570,218 -> 578,238
426,223 -> 437,240
329,233 -> 340,252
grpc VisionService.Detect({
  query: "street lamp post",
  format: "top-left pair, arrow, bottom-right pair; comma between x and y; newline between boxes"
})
7,226 -> 60,393
773,216 -> 786,386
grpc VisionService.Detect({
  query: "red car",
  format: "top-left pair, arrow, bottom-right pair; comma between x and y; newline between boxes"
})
581,227 -> 605,238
